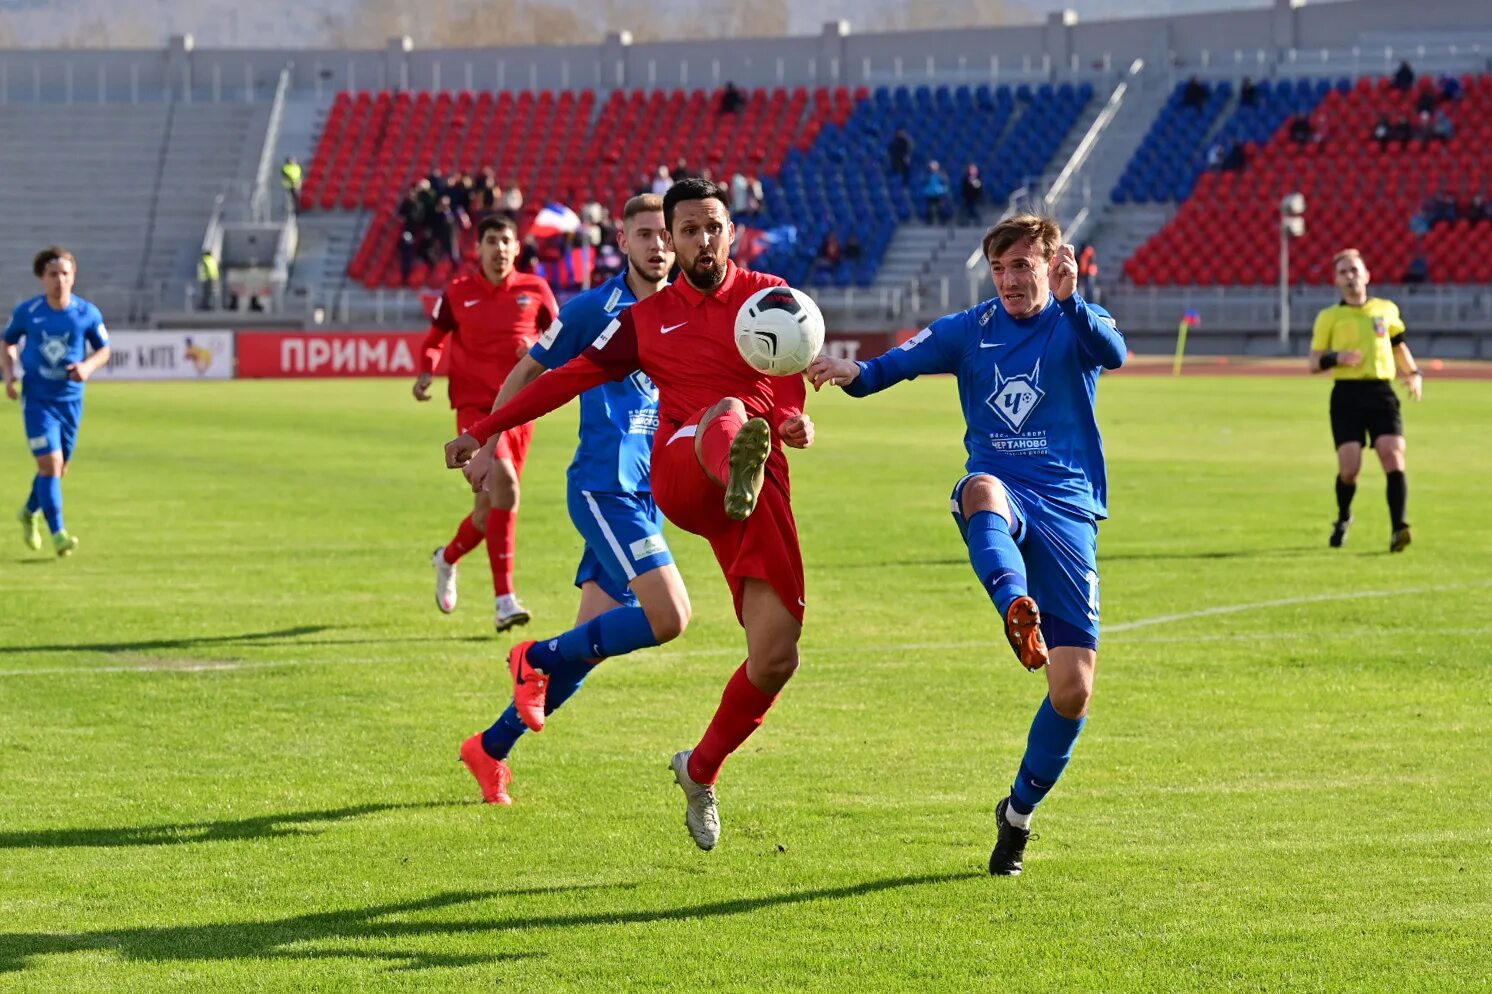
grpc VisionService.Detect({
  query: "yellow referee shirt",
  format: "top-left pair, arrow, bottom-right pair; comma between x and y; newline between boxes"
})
1310,298 -> 1404,381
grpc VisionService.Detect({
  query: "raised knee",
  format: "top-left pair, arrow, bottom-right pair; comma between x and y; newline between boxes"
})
1049,683 -> 1092,720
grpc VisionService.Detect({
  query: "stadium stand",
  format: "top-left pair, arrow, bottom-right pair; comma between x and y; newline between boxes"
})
0,102 -> 270,320
305,83 -> 1093,292
1125,73 -> 1492,287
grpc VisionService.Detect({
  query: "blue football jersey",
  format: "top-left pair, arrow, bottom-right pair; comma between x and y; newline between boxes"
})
529,271 -> 659,494
845,294 -> 1125,519
3,295 -> 109,403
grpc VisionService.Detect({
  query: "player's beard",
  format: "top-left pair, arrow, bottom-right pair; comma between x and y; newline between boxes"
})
685,250 -> 725,291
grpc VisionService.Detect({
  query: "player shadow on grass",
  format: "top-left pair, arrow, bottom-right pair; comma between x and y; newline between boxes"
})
1100,546 -> 1321,561
0,626 -> 492,656
0,801 -> 460,850
0,872 -> 979,974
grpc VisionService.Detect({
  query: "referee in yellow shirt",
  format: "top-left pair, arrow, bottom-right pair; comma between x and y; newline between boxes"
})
1309,248 -> 1423,552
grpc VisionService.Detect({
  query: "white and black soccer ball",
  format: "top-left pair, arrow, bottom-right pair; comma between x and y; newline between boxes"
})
733,285 -> 826,376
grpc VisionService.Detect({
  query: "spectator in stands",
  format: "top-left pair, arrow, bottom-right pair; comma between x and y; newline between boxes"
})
650,165 -> 672,196
1439,73 -> 1463,103
1182,76 -> 1209,111
1222,141 -> 1247,171
197,249 -> 220,311
888,128 -> 913,184
1390,116 -> 1413,148
478,168 -> 498,212
399,230 -> 418,284
1431,108 -> 1454,142
960,163 -> 985,223
844,231 -> 862,261
1464,193 -> 1489,223
502,182 -> 524,219
673,157 -> 694,182
1392,60 -> 1415,93
1403,251 -> 1429,284
1288,113 -> 1318,145
432,195 -> 467,263
922,160 -> 951,224
1079,244 -> 1100,303
1239,76 -> 1259,108
1415,85 -> 1438,116
744,173 -> 764,218
720,81 -> 746,115
1427,189 -> 1458,223
1372,114 -> 1391,150
1412,110 -> 1434,146
280,156 -> 302,216
730,171 -> 752,216
814,230 -> 842,280
1206,140 -> 1227,170
450,173 -> 476,214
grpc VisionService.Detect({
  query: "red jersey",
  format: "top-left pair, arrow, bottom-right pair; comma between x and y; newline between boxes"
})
421,270 -> 558,410
467,262 -> 804,449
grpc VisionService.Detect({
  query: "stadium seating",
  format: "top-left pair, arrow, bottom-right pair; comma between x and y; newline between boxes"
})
753,82 -> 1093,286
306,82 -> 1093,291
1124,73 -> 1492,286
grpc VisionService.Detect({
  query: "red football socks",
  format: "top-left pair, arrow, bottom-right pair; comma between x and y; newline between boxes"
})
486,508 -> 517,596
443,514 -> 484,564
698,407 -> 747,486
688,661 -> 778,785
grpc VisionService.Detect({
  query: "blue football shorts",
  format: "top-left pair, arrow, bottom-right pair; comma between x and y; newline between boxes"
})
567,487 -> 674,606
950,472 -> 1101,649
21,393 -> 83,461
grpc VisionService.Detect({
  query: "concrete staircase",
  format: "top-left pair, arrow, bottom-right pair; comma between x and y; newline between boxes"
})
0,104 -> 170,321
141,102 -> 270,310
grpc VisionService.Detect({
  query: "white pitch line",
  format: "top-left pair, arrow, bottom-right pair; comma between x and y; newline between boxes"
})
1,581 -> 1487,680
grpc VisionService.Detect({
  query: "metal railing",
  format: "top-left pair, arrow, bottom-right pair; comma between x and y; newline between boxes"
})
249,66 -> 293,223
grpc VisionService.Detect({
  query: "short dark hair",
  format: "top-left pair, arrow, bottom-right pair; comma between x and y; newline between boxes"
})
477,214 -> 518,241
33,245 -> 75,278
662,177 -> 730,231
623,193 -> 664,221
982,214 -> 1062,263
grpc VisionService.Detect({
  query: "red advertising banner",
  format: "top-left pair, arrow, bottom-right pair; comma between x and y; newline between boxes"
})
236,332 -> 449,378
235,330 -> 895,378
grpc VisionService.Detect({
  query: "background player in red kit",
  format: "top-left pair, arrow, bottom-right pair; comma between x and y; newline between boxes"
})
415,214 -> 558,632
445,178 -> 815,851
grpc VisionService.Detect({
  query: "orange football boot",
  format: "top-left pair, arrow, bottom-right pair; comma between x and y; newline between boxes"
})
459,734 -> 512,805
509,639 -> 549,732
1004,595 -> 1049,672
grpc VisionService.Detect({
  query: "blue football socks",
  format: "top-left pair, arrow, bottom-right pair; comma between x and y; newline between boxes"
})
32,475 -> 63,533
482,606 -> 660,761
1008,696 -> 1087,815
966,509 -> 1026,617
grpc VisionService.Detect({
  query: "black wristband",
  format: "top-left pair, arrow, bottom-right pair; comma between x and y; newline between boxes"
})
1407,368 -> 1422,376
1319,351 -> 1338,370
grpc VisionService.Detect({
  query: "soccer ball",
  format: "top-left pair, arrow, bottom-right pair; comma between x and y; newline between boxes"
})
734,285 -> 826,376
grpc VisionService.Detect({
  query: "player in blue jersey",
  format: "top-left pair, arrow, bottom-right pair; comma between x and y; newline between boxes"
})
454,194 -> 693,805
2,247 -> 112,557
809,214 -> 1126,875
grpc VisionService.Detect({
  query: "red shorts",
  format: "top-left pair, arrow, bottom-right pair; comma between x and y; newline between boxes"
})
651,407 -> 805,625
457,405 -> 533,477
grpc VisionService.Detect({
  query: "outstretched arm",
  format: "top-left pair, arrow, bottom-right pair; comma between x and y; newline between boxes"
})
808,321 -> 960,397
446,354 -> 614,467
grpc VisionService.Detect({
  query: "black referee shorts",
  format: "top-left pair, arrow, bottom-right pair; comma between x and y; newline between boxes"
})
1330,380 -> 1403,448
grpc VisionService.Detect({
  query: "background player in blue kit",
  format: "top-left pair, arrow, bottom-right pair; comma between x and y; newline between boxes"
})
809,214 -> 1125,875
2,246 -> 112,557
455,194 -> 693,805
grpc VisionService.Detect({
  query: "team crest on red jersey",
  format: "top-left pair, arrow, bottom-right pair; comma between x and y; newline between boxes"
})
516,294 -> 535,310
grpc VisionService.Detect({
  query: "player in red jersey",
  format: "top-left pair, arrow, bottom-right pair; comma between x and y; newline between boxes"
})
445,178 -> 815,851
415,214 -> 558,632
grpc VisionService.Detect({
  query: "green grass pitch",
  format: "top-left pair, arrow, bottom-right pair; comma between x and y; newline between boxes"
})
2,374 -> 1489,992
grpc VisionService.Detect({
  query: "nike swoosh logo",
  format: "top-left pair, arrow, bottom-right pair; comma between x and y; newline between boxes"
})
797,597 -> 806,607
463,299 -> 480,307
979,341 -> 1007,348
660,322 -> 687,334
